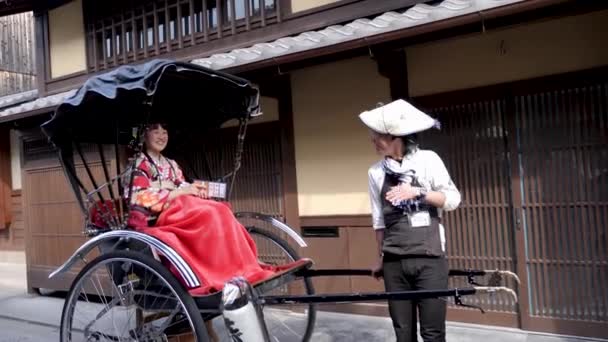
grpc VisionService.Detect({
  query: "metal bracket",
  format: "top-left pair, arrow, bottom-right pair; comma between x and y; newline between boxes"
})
490,270 -> 521,286
454,288 -> 485,314
467,273 -> 482,286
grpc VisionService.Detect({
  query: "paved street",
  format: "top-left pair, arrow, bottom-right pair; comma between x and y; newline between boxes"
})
0,260 -> 394,342
0,318 -> 59,342
0,260 -> 604,342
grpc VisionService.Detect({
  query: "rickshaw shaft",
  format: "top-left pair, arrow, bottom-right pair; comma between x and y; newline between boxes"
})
260,287 -> 477,305
301,268 -> 488,277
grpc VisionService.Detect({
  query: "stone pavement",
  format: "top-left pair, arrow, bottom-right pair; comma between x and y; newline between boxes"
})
0,259 -> 605,342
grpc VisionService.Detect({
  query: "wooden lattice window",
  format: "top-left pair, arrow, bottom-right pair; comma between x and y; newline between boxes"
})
22,136 -> 57,163
84,0 -> 279,71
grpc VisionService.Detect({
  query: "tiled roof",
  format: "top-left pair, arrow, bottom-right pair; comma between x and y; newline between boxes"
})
189,0 -> 523,70
0,89 -> 75,122
0,89 -> 37,110
0,0 -> 522,122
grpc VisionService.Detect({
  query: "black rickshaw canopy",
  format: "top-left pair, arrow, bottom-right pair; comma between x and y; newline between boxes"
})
41,58 -> 261,147
40,59 -> 261,221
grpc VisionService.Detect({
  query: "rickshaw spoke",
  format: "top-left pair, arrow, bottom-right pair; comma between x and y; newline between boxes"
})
155,306 -> 184,332
246,227 -> 316,342
101,264 -> 127,340
61,252 -> 206,342
105,263 -> 134,340
89,264 -> 134,341
84,276 -> 117,338
82,296 -> 122,334
122,302 -> 138,342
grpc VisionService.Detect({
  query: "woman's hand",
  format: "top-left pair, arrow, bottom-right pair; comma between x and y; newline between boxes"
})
197,188 -> 209,199
168,185 -> 201,200
191,181 -> 210,199
385,183 -> 419,203
184,185 -> 203,197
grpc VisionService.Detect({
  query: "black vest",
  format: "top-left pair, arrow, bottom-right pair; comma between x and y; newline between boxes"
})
381,173 -> 444,257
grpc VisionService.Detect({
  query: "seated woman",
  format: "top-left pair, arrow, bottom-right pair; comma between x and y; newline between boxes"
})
126,122 -> 277,296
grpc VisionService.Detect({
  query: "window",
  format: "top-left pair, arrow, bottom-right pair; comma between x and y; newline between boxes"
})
85,0 -> 278,71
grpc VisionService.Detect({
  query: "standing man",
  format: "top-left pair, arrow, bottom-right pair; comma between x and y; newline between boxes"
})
360,99 -> 461,342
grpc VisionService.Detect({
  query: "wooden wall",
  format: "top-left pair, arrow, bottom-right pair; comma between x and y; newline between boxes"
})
0,191 -> 24,250
24,159 -> 109,290
0,11 -> 35,96
297,218 -> 388,316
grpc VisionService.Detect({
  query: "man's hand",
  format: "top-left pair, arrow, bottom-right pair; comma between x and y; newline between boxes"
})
372,259 -> 383,280
385,183 -> 418,203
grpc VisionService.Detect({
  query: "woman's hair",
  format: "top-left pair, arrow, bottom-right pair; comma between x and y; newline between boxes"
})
141,121 -> 169,156
142,121 -> 169,147
144,121 -> 169,132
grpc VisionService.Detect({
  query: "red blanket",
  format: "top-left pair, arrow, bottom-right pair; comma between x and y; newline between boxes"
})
136,195 -> 277,295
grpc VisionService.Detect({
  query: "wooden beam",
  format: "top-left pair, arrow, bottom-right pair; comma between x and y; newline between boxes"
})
374,48 -> 409,100
33,10 -> 49,96
300,215 -> 372,228
0,0 -> 63,17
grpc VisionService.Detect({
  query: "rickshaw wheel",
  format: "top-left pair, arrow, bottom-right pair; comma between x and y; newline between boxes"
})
60,250 -> 209,342
247,226 -> 317,342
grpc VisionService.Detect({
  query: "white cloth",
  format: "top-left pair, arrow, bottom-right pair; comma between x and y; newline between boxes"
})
359,99 -> 440,136
367,149 -> 461,252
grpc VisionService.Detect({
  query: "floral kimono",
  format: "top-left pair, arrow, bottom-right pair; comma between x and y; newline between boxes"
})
128,153 -> 189,224
127,152 -> 277,295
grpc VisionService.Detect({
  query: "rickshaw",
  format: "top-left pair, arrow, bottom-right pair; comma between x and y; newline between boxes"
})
42,59 -> 520,342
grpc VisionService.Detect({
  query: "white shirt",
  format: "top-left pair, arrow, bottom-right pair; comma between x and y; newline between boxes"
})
367,149 -> 461,251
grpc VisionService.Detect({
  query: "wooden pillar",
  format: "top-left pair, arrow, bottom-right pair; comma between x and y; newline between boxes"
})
256,74 -> 301,234
276,75 -> 300,233
0,125 -> 13,230
375,48 -> 409,100
33,9 -> 49,97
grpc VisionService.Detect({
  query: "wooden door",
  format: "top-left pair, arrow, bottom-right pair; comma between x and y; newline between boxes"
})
512,81 -> 608,336
414,70 -> 608,338
418,96 -> 519,328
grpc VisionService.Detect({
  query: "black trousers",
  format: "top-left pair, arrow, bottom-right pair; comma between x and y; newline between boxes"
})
383,255 -> 449,342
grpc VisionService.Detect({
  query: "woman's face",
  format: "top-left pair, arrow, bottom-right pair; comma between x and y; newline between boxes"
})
145,125 -> 169,154
369,130 -> 400,157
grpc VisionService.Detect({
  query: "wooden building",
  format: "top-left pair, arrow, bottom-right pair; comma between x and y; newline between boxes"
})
0,0 -> 606,338
0,10 -> 34,252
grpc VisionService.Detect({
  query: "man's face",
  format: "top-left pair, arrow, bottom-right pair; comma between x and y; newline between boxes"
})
369,130 -> 398,156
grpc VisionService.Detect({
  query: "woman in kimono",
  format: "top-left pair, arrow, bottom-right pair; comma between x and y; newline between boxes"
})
127,122 -> 277,296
